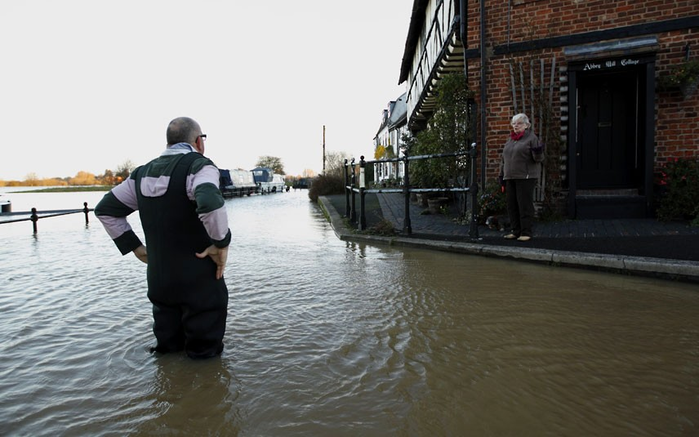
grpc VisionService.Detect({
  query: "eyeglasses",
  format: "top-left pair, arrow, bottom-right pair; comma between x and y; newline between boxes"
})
197,134 -> 207,141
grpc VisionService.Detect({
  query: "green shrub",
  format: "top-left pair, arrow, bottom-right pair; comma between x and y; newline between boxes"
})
655,158 -> 699,223
406,73 -> 474,189
308,174 -> 344,202
367,218 -> 396,236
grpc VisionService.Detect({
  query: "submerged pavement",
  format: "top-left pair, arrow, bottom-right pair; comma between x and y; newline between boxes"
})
319,193 -> 699,283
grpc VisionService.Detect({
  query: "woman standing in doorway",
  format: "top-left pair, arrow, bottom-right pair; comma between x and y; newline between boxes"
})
499,113 -> 545,242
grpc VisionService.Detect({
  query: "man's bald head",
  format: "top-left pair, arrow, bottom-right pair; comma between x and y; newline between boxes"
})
166,117 -> 202,146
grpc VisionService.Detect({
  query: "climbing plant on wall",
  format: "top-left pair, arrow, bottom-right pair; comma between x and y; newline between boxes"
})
507,56 -> 564,219
408,73 -> 475,189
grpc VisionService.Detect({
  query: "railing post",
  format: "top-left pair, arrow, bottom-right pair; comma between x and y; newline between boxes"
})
31,207 -> 38,234
350,158 -> 356,224
403,150 -> 412,235
343,159 -> 350,218
469,142 -> 480,240
359,156 -> 366,230
83,202 -> 90,224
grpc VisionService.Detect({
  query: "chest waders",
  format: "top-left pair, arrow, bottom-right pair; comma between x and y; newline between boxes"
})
135,152 -> 228,358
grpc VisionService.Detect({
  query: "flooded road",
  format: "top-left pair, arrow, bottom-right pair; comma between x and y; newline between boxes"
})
0,189 -> 698,436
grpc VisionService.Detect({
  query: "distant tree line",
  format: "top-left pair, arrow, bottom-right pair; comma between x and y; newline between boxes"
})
0,160 -> 136,187
2,155 -> 321,188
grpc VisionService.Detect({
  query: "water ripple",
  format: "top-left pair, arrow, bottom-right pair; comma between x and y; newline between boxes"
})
0,191 -> 698,436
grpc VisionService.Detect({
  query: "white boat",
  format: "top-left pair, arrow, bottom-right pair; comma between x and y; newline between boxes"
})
219,169 -> 259,198
0,194 -> 11,213
263,174 -> 286,193
252,168 -> 286,193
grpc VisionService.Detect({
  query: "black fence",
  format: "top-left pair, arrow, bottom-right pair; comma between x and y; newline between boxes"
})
0,202 -> 93,233
344,143 -> 480,240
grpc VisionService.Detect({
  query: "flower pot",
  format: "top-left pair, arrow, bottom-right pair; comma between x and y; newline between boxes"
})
680,80 -> 698,99
427,197 -> 449,214
416,193 -> 430,207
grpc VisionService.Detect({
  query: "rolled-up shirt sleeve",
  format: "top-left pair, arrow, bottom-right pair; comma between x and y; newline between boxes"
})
188,164 -> 231,248
95,177 -> 144,255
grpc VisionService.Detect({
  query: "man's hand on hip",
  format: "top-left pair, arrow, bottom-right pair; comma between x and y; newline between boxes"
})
196,245 -> 229,280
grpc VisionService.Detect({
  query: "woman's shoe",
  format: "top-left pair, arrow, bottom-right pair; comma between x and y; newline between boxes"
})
517,236 -> 531,242
504,233 -> 518,240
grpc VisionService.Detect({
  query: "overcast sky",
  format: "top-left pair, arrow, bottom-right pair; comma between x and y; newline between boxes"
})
1,0 -> 413,181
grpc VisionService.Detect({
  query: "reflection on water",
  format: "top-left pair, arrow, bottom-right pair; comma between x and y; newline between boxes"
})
0,190 -> 698,436
133,356 -> 242,436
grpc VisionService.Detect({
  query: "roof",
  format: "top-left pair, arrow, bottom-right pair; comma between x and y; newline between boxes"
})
375,92 -> 408,138
387,92 -> 407,129
399,0 -> 429,84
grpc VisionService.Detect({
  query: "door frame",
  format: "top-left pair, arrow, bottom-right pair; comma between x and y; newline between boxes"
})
566,54 -> 656,218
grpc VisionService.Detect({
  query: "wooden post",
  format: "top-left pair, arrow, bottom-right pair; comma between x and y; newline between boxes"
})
519,62 -> 526,114
83,202 -> 90,224
31,207 -> 38,233
343,159 -> 350,218
403,150 -> 412,235
548,56 -> 557,146
359,156 -> 366,230
530,59 -> 535,132
510,63 -> 517,113
350,158 -> 356,224
469,143 -> 480,240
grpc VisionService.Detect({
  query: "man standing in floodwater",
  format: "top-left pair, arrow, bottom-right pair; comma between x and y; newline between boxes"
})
95,117 -> 231,359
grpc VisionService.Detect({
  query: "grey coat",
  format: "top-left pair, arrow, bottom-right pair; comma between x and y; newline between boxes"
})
500,129 -> 545,180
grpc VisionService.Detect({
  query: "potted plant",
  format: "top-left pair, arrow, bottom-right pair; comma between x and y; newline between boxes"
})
658,59 -> 699,98
478,180 -> 507,225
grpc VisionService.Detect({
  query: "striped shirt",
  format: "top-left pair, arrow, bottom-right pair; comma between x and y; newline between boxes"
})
95,143 -> 230,254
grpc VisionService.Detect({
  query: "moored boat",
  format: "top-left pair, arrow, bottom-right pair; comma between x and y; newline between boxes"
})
252,167 -> 286,193
0,194 -> 11,213
219,169 -> 259,198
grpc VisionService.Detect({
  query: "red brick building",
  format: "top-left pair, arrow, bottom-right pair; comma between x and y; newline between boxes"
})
399,0 -> 699,218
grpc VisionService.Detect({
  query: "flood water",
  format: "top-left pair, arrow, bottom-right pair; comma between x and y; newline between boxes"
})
1,189 -> 698,436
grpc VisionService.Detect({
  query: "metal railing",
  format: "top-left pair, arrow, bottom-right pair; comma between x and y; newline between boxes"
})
344,143 -> 480,240
0,202 -> 93,233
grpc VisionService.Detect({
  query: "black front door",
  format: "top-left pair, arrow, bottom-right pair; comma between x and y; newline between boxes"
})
577,71 -> 638,189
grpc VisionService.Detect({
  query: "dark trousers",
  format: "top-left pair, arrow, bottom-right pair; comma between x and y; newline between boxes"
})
151,300 -> 227,359
149,275 -> 228,359
506,178 -> 538,237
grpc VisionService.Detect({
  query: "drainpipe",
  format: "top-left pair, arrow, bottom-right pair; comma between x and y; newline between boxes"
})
459,0 -> 468,78
480,0 -> 487,187
459,0 -> 470,152
460,0 -> 475,224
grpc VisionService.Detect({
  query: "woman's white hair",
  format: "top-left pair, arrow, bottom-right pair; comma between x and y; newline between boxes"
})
511,113 -> 531,127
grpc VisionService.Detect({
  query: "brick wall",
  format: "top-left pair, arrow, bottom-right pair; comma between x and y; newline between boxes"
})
464,0 -> 699,186
655,29 -> 699,165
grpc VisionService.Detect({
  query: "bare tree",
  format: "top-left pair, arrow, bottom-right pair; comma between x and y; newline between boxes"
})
115,159 -> 136,182
324,151 -> 351,177
302,168 -> 316,178
255,156 -> 285,175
